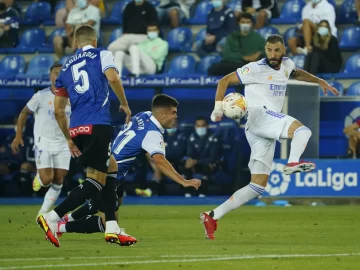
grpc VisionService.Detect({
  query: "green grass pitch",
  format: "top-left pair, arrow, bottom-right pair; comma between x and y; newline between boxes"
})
0,205 -> 359,270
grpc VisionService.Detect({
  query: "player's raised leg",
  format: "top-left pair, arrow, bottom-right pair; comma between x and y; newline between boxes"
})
283,120 -> 315,175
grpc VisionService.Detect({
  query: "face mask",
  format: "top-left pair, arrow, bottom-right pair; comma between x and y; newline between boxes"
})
134,0 -> 143,3
311,0 -> 321,4
77,0 -> 87,9
240,23 -> 251,33
212,0 -> 222,8
318,26 -> 329,36
0,3 -> 6,10
167,127 -> 177,134
195,127 -> 207,137
147,31 -> 158,40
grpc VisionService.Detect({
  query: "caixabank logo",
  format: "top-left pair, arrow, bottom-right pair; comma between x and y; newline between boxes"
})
264,160 -> 359,197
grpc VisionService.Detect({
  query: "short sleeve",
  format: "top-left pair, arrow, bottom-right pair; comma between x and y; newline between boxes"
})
54,74 -> 69,97
285,58 -> 297,73
26,93 -> 40,112
100,50 -> 118,74
236,62 -> 260,85
141,131 -> 166,157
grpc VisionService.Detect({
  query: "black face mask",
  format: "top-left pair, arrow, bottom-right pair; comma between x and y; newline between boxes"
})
0,3 -> 6,11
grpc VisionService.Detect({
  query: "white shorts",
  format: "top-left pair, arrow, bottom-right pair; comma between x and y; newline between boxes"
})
34,148 -> 71,170
245,107 -> 296,174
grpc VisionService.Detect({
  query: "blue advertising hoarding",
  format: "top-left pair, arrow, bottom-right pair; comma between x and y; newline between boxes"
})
264,159 -> 359,197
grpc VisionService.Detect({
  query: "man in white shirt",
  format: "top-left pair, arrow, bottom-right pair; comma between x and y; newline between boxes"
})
11,64 -> 71,216
199,34 -> 339,240
288,0 -> 337,55
53,0 -> 101,59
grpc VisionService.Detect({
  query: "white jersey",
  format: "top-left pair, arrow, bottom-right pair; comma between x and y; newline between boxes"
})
26,87 -> 71,151
236,57 -> 296,113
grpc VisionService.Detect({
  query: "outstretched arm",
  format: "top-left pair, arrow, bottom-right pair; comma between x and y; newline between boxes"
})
290,68 -> 339,96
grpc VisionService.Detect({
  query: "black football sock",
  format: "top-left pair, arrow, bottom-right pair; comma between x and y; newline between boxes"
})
54,178 -> 103,218
65,215 -> 104,234
102,173 -> 117,222
71,201 -> 98,220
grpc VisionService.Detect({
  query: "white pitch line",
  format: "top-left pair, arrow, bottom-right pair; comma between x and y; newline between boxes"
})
0,253 -> 359,270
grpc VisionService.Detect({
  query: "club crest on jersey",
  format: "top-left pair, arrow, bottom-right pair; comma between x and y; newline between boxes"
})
160,141 -> 165,149
241,67 -> 250,75
285,70 -> 289,78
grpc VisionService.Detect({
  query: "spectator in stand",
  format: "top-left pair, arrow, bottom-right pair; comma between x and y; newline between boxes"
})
208,12 -> 264,76
4,0 -> 20,16
108,0 -> 158,69
194,0 -> 238,56
0,0 -> 19,48
241,0 -> 279,29
303,20 -> 342,74
136,119 -> 188,197
343,118 -> 360,159
90,0 -> 106,18
53,0 -> 100,59
182,117 -> 222,198
287,0 -> 336,55
55,0 -> 75,28
157,0 -> 195,28
114,23 -> 168,76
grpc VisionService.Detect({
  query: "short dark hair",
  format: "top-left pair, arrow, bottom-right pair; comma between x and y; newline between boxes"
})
195,116 -> 208,124
75,25 -> 97,43
147,22 -> 158,28
239,12 -> 253,23
266,34 -> 285,45
50,63 -> 63,72
152,94 -> 179,110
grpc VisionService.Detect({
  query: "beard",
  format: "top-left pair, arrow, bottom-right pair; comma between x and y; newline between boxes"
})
265,53 -> 284,69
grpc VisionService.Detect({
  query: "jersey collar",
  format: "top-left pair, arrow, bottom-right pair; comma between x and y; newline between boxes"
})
76,45 -> 94,54
150,115 -> 165,134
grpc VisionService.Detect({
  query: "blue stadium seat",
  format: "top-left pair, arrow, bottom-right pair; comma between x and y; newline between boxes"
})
0,56 -> 25,76
195,28 -> 207,43
290,54 -> 306,69
283,26 -> 298,46
321,81 -> 344,96
102,0 -> 130,24
185,1 -> 212,25
196,55 -> 221,75
23,2 -> 52,25
167,27 -> 192,52
54,1 -> 65,14
109,28 -> 123,44
338,0 -> 357,24
257,26 -> 280,40
343,54 -> 360,73
38,28 -> 65,53
339,26 -> 360,51
149,0 -> 160,7
167,55 -> 196,76
347,82 -> 360,96
59,56 -> 71,65
271,0 -> 305,24
8,28 -> 47,53
227,1 -> 242,12
25,55 -> 54,78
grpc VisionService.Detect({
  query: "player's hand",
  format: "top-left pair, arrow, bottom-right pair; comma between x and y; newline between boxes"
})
182,179 -> 201,190
319,80 -> 339,96
67,139 -> 82,158
211,101 -> 223,122
120,105 -> 131,124
11,136 -> 24,154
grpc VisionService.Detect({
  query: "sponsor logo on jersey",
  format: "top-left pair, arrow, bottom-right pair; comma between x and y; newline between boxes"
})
69,125 -> 93,138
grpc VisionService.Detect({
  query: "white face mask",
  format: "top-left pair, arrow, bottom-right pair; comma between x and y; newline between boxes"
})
147,31 -> 158,40
167,127 -> 177,134
240,23 -> 251,33
317,26 -> 329,36
195,127 -> 207,137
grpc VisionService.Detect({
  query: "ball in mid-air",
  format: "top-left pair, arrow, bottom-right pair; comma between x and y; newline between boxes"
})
222,93 -> 248,119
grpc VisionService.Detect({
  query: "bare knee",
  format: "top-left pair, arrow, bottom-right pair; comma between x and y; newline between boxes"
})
250,174 -> 269,187
108,155 -> 118,173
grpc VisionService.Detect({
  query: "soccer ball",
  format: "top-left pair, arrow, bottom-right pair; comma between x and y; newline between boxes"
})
222,93 -> 248,119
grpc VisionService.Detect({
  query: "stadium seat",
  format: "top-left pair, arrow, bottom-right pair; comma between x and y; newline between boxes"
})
59,56 -> 71,65
109,28 -> 123,44
196,55 -> 221,75
102,0 -> 130,24
38,28 -> 66,53
339,26 -> 360,51
227,1 -> 242,13
25,55 -> 55,78
283,26 -> 298,46
321,81 -> 344,96
8,28 -> 47,53
343,54 -> 360,73
54,1 -> 65,14
149,0 -> 160,7
195,28 -> 207,43
271,0 -> 305,24
23,2 -> 52,25
347,82 -> 360,96
167,55 -> 196,76
167,27 -> 192,52
185,1 -> 212,25
0,56 -> 25,76
290,54 -> 306,69
338,0 -> 357,24
257,26 -> 280,40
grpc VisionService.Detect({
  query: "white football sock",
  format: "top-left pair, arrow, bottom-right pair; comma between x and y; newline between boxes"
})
212,182 -> 264,220
58,223 -> 67,233
38,184 -> 63,215
288,126 -> 312,163
105,220 -> 120,234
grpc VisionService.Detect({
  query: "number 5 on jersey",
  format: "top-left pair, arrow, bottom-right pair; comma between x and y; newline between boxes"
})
72,60 -> 90,93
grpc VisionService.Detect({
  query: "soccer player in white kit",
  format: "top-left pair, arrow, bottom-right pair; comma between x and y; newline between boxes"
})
200,34 -> 339,240
11,64 -> 71,216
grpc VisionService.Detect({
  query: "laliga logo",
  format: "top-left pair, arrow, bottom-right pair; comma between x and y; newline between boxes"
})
265,163 -> 291,196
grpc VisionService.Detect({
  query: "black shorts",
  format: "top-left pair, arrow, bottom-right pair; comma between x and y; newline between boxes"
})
72,124 -> 113,173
